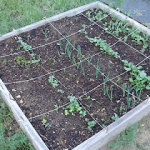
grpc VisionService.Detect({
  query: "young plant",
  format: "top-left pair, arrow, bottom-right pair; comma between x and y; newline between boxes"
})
77,45 -> 82,60
14,56 -> 30,67
48,75 -> 59,88
64,96 -> 86,117
111,113 -> 119,121
86,36 -> 120,59
85,118 -> 96,131
87,53 -> 93,66
57,89 -> 64,94
80,62 -> 85,76
42,119 -> 52,128
122,60 -> 150,91
17,37 -> 32,51
107,85 -> 114,102
122,83 -> 127,97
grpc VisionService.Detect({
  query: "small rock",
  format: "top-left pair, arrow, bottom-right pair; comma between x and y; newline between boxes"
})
12,89 -> 16,92
20,99 -> 23,103
16,95 -> 21,98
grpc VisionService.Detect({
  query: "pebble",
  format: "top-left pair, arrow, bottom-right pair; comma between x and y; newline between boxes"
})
20,99 -> 23,103
12,89 -> 16,92
16,95 -> 21,98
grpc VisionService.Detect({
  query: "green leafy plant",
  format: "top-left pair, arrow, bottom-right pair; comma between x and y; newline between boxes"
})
111,113 -> 119,121
64,96 -> 86,117
122,60 -> 150,91
57,89 -> 64,94
86,36 -> 120,59
42,119 -> 52,128
48,75 -> 59,88
2,59 -> 7,65
14,56 -> 30,67
17,37 -> 32,51
85,118 -> 96,131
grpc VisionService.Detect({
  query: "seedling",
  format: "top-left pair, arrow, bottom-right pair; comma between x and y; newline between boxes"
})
48,75 -> 59,88
85,118 -> 96,131
42,119 -> 52,128
46,56 -> 56,65
80,62 -> 85,76
77,45 -> 82,60
87,53 -> 93,66
111,113 -> 119,121
2,59 -> 7,65
122,83 -> 127,97
64,96 -> 86,117
17,37 -> 32,51
14,56 -> 30,68
57,89 -> 64,94
54,104 -> 59,112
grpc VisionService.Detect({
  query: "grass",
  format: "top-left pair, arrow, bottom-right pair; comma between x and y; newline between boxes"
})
0,94 -> 34,150
0,0 -> 126,35
108,123 -> 139,150
0,0 -> 97,35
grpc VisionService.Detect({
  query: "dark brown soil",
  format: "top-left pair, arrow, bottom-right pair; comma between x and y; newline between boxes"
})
0,8 -> 150,150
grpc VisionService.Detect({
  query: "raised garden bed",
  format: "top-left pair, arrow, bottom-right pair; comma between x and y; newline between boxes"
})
0,1 -> 150,150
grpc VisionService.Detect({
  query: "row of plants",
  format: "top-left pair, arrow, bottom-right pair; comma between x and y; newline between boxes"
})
85,8 -> 150,53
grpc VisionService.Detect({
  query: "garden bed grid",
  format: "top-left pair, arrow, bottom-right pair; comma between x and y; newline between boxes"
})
0,1 -> 150,150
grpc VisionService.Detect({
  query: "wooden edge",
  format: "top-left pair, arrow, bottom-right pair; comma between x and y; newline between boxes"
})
97,1 -> 150,36
0,1 -> 98,42
73,98 -> 150,150
0,79 -> 49,150
0,1 -> 150,150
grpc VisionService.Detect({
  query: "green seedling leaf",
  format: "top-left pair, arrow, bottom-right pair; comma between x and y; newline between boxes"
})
139,71 -> 146,78
124,67 -> 131,71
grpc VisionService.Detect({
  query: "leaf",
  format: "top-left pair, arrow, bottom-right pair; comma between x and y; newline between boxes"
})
124,67 -> 131,71
146,85 -> 150,90
139,71 -> 146,78
129,78 -> 133,82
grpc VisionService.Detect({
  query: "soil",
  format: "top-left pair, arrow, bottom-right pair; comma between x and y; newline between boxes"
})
0,8 -> 150,150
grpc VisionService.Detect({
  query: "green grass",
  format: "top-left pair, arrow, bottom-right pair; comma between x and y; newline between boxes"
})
0,95 -> 34,150
0,0 -> 98,35
108,123 -> 139,150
